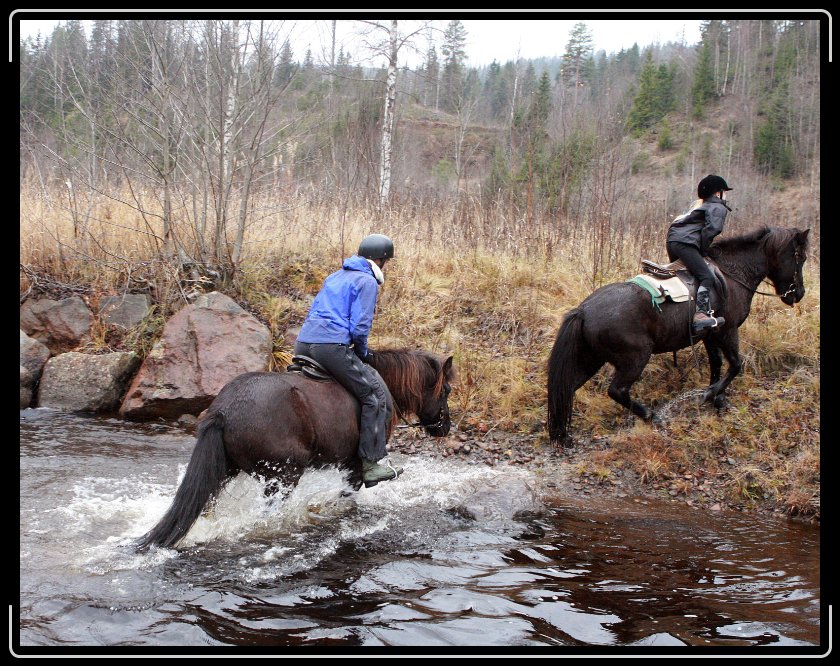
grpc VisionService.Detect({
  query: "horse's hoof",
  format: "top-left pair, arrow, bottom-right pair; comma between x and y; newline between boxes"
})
555,436 -> 576,450
713,394 -> 728,410
651,412 -> 664,425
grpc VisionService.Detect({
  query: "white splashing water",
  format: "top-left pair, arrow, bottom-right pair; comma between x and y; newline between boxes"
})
653,388 -> 709,422
54,453 -> 533,577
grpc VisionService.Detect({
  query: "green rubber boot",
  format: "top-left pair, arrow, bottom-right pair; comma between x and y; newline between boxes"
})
362,458 -> 404,488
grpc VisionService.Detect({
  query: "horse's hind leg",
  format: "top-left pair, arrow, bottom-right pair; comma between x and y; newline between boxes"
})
257,463 -> 306,498
607,353 -> 654,422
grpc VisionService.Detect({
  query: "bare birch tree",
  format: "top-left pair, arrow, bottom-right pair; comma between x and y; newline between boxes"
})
354,19 -> 431,208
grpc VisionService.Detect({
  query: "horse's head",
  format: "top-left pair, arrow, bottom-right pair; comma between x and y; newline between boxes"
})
417,355 -> 455,437
767,228 -> 810,306
372,350 -> 455,437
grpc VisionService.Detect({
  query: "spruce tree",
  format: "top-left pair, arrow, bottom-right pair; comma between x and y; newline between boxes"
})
440,20 -> 467,112
691,40 -> 716,118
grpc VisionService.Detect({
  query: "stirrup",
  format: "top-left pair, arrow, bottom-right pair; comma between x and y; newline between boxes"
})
692,314 -> 723,331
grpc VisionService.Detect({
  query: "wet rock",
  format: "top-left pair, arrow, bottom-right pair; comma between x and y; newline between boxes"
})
20,329 -> 51,376
20,330 -> 51,409
119,292 -> 272,420
37,351 -> 140,412
98,293 -> 153,329
20,296 -> 93,354
20,365 -> 33,409
451,476 -> 545,521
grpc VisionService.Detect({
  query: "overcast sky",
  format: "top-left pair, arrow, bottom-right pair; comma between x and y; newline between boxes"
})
15,13 -> 703,67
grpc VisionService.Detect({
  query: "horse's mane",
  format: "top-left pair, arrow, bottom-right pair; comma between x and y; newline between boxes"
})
370,348 -> 453,420
708,226 -> 772,256
710,226 -> 807,255
708,226 -> 807,267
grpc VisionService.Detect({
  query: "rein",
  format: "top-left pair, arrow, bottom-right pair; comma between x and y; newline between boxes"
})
718,245 -> 803,300
394,405 -> 443,430
724,273 -> 796,299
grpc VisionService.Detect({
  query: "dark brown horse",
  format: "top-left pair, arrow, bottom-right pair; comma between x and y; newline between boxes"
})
547,226 -> 809,444
137,348 -> 455,549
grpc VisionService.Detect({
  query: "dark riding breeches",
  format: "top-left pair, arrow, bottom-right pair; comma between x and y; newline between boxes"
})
293,341 -> 393,462
666,241 -> 714,292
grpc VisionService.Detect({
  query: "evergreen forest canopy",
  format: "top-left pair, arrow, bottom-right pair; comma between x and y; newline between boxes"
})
19,18 -> 821,272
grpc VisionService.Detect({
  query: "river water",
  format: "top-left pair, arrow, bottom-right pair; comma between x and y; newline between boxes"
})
17,408 -> 824,654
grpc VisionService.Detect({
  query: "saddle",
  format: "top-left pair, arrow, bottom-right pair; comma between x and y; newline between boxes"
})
633,256 -> 728,309
286,355 -> 333,381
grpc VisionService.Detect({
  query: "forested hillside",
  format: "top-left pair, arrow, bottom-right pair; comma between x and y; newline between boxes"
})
20,18 -> 821,272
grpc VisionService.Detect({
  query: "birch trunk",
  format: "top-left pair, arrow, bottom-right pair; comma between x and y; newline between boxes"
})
378,20 -> 398,208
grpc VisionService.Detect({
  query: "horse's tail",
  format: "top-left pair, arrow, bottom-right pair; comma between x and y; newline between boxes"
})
136,411 -> 231,551
547,308 -> 600,444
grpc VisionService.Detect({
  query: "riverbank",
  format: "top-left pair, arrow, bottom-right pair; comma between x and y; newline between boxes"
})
385,415 -> 820,526
20,218 -> 819,526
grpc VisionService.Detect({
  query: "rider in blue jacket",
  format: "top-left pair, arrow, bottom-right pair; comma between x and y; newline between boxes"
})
295,234 -> 402,488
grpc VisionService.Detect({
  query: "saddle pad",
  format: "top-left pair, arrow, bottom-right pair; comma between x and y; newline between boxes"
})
634,273 -> 691,302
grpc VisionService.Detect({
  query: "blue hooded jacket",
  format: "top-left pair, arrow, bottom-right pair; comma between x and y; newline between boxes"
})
297,255 -> 379,359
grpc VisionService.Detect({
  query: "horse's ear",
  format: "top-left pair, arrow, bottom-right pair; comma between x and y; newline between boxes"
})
442,355 -> 454,377
796,229 -> 810,249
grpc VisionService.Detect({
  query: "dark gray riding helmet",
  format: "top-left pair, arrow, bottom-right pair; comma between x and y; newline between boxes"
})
358,234 -> 395,260
697,175 -> 733,199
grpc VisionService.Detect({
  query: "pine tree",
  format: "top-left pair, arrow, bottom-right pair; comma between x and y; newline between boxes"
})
527,70 -> 552,131
560,22 -> 593,91
422,43 -> 440,109
274,40 -> 295,88
691,40 -> 716,118
440,20 -> 467,112
626,50 -> 676,134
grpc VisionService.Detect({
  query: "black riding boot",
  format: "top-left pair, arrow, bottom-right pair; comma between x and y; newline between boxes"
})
692,287 -> 724,332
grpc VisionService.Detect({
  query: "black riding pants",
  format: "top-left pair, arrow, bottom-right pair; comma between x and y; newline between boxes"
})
666,241 -> 714,291
294,341 -> 393,462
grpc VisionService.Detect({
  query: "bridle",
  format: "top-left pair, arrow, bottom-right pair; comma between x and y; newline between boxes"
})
394,406 -> 445,430
393,386 -> 449,431
721,247 -> 803,300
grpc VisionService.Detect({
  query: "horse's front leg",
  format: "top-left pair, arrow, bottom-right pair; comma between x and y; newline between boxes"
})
607,353 -> 655,422
342,457 -> 364,493
702,330 -> 742,407
703,337 -> 727,408
703,337 -> 723,385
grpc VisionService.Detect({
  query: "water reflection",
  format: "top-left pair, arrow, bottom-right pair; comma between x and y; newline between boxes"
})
18,409 -> 822,651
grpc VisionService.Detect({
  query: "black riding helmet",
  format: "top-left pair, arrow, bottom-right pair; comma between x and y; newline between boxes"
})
358,234 -> 395,260
697,175 -> 733,199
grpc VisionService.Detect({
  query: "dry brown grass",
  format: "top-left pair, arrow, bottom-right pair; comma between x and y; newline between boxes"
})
20,183 -> 820,518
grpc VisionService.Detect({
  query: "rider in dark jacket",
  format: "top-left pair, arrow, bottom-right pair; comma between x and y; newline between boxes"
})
295,234 -> 402,488
666,175 -> 733,331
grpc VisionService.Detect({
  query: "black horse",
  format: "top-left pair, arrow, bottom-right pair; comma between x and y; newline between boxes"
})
137,348 -> 455,549
547,226 -> 809,444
